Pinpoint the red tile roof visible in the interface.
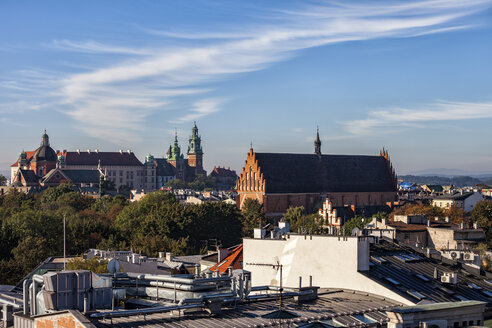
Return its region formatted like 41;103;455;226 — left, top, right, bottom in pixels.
209;244;243;275
11;150;37;167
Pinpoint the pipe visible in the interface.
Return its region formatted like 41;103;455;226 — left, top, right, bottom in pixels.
0;296;21;309
90;302;204;319
146;281;215;291
127;273;231;285
23;279;32;315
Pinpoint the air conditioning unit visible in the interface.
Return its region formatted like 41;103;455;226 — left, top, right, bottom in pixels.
441;272;458;284
464;253;472;261
450;251;459;260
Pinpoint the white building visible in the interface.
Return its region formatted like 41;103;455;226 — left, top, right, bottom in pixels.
243;233;413;305
432;192;484;212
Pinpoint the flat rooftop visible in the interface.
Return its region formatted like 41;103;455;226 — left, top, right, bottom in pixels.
89;289;400;327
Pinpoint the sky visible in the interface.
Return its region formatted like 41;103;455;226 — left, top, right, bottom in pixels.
1;0;492;176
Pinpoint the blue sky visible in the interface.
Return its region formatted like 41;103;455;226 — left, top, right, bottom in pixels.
1;0;492;176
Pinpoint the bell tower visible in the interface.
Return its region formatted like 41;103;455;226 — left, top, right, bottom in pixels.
187;121;205;175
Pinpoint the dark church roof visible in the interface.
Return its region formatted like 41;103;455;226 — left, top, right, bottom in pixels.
62;151;143;166
19;169;38;183
254;153;397;194
33;145;57;162
154;158;175;177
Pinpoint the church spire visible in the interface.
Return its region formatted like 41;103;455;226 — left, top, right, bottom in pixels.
314;126;321;157
41;130;50;147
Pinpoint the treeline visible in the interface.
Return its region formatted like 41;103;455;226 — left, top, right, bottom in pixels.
399;175;492;187
0;184;243;285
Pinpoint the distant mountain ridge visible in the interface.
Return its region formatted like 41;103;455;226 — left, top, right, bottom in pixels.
406;168;492;178
399;174;492;188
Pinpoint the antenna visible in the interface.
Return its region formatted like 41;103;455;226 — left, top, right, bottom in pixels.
246;261;284;310
63;215;66;270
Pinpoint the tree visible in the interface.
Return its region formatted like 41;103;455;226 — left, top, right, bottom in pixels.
188;175;216;191
240;199;264;236
166;178;187;190
66;257;111;274
0;174;6;186
342;216;366;236
471;201;492;247
283;206;323;234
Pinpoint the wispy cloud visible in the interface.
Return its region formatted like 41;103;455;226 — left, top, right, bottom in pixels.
170;98;223;123
51;40;154;56
4;0;492;142
341;100;492;136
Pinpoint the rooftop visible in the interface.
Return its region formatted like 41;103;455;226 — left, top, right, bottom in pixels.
365;240;492;306
389;300;485;314
88;289;400;328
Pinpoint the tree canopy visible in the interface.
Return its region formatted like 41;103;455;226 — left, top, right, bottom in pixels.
0;186;243;285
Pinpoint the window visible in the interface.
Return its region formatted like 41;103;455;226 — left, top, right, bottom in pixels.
119;170;123;176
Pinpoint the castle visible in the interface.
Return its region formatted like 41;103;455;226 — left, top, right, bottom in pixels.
10;122;206;190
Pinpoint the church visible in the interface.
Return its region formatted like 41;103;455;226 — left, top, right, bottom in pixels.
236;129;398;217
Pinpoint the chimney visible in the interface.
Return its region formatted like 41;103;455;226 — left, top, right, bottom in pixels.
87;149;90;154
165;252;173;261
95;149;99;153
445;217;450;223
127;149;131;154
473;222;478;229
119;149;123;154
77;149;80;154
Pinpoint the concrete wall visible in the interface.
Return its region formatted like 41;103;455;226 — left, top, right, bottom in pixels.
427;227;456;250
243;235;413;305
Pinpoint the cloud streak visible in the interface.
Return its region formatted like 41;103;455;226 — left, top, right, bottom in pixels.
3;0;492;142
341;100;492;136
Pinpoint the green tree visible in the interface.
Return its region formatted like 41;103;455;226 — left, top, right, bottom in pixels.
342;216;367;236
283;206;323;234
471;201;492;247
66;257;111;273
165;178;187;189
0;174;6;186
240;199;264;236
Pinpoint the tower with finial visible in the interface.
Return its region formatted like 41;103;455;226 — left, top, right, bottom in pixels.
167;129;186;180
314;127;322;157
187;121;205;175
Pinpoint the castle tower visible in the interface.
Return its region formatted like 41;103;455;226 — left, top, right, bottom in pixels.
187;121;205;175
167;130;185;180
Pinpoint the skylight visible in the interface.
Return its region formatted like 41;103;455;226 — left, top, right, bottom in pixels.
407;290;426;300
385;277;400;285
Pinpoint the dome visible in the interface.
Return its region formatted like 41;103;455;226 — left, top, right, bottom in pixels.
33;131;57;162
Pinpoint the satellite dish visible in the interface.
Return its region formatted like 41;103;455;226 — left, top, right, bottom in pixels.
351;227;360;236
108;259;121;274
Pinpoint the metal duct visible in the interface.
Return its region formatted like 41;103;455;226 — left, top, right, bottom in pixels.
90;302;205;319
